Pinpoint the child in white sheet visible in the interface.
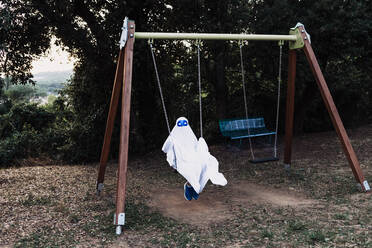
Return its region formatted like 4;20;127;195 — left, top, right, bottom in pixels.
162;117;227;200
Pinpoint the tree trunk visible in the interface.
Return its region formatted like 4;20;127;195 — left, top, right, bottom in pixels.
208;44;228;120
215;52;228;119
294;81;317;134
5;76;10;90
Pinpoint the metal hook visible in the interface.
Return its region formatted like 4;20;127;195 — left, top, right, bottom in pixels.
239;40;248;47
195;39;202;48
148;39;155;51
278;40;284;47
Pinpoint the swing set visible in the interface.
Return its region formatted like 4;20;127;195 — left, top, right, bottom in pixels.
96;17;371;235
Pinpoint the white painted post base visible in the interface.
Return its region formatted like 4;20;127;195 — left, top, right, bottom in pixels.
363;180;370;192
116;225;122;235
114;213;125;235
356;181;371;192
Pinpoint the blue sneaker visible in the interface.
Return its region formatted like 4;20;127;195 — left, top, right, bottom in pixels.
191;187;199;200
184;183;192;201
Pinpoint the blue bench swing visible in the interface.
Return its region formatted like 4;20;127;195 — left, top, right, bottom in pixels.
219;41;284;164
219;117;276;142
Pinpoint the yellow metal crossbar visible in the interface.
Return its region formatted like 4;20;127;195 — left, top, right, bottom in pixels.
134;32;297;41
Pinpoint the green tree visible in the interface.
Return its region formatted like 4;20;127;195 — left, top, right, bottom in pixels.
27;0;172;161
4;84;48;103
0;1;50;85
1;0;372;165
247;0;372;132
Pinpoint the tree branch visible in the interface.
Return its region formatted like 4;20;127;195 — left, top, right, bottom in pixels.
73;0;107;51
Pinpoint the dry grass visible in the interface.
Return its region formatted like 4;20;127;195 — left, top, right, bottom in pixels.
1;124;372;247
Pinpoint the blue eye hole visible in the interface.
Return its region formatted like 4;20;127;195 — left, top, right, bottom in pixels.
177;120;188;127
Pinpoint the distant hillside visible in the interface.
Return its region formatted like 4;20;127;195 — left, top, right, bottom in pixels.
33;70;73;94
33;70;72;84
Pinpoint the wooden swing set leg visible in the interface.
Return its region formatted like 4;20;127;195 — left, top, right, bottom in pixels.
284;49;297;170
301;35;369;192
114;20;135;235
96;19;136;235
285;25;370;192
96;49;125;193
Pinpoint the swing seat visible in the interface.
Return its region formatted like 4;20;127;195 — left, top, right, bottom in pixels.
219;117;276;140
249;157;279;164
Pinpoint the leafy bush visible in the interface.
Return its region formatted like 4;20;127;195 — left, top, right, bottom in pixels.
0;103;61;167
0;93;105;166
6;103;55;132
0;125;42;165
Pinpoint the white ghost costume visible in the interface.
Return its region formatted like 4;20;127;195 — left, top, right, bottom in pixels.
162;117;227;194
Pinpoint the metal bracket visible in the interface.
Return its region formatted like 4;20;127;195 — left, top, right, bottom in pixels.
363;180;370;191
96;182;104;195
283;163;291;172
119;17;129;49
113;213;125;225
289;28;304;50
289;22;310;50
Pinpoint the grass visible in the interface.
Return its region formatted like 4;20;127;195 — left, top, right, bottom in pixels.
14;226;77;248
287;220;307;232
260;229;274;239
334;213;348;220
307;230;326;244
21;193;52;206
0;124;372;247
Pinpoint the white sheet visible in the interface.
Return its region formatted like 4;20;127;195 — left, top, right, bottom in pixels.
162;117;227;193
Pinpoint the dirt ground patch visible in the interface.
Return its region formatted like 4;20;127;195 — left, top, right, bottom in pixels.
229;182;317;207
148;181;317;226
148;186;233;226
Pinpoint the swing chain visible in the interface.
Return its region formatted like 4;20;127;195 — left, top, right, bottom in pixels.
274;41;283;158
149;41;171;134
196;40;203;137
239;41;255;160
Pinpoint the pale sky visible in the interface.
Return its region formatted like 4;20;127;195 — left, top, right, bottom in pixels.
31;39;75;74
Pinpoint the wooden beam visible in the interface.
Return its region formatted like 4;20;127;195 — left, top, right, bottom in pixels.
299;26;369;191
284;50;297;166
115;20;135;231
97;49;125;188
